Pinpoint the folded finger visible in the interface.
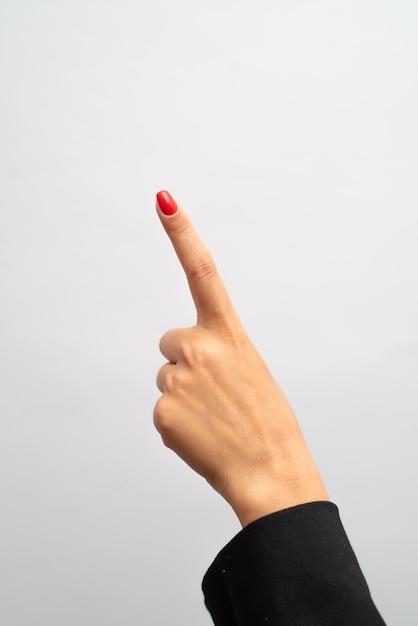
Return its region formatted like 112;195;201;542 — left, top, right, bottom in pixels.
156;361;176;393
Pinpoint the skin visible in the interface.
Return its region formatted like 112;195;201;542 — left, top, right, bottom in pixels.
154;196;329;528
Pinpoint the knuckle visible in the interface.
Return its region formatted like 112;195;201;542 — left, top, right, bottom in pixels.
189;253;217;284
159;330;171;355
156;363;167;391
164;368;184;393
170;218;193;238
182;338;212;367
159;328;181;362
181;329;221;367
156;361;186;394
159;327;174;345
153;399;164;432
153;399;173;446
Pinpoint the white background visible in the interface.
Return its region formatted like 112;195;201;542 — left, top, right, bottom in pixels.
1;1;417;624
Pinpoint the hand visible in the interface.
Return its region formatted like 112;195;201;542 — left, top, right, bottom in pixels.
154;191;329;527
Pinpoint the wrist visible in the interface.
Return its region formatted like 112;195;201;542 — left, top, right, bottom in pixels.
227;459;329;528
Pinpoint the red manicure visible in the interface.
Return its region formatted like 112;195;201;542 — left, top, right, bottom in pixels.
156;190;178;216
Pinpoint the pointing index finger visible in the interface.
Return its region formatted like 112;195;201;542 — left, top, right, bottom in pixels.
156;190;234;325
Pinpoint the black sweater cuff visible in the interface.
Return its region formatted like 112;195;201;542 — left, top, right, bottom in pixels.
202;501;385;626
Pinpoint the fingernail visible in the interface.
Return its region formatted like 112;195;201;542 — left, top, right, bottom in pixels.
156;190;178;216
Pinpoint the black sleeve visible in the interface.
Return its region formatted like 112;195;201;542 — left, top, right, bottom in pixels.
202;501;386;626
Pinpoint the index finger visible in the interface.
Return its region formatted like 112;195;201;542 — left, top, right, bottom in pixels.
155;190;235;326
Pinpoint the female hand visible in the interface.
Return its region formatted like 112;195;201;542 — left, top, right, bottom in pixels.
154;191;328;527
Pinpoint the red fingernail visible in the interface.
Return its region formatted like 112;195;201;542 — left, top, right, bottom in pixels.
156;190;177;216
